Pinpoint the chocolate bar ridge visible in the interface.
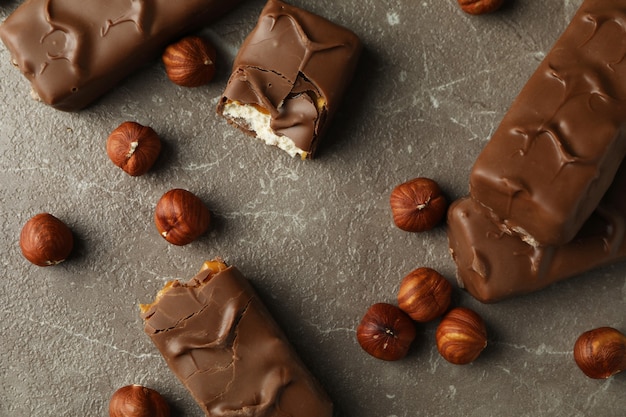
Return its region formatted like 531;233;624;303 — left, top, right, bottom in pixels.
217;0;362;158
141;260;333;417
469;0;626;246
0;0;243;111
448;161;626;303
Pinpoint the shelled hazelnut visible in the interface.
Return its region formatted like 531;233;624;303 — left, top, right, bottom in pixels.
390;177;447;232
154;188;211;246
163;35;217;87
457;0;504;15
19;213;73;267
573;327;626;379
106;122;162;176
356;302;416;361
109;384;170;417
397;267;452;322
436;307;487;365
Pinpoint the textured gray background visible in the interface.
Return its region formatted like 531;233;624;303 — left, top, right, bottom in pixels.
1;0;625;416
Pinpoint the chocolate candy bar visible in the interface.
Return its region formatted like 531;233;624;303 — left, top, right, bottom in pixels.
469;0;626;246
448;162;626;303
217;0;361;159
0;0;243;111
141;259;333;417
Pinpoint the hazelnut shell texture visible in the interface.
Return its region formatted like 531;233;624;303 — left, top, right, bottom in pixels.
19;213;73;267
154;188;211;246
106;121;162;177
163;36;217;87
457;0;504;15
436;307;487;365
357;302;416;361
397;267;452;322
573;327;626;379
390;177;448;232
109;384;170;417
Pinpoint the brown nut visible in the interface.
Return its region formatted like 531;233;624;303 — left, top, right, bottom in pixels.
397;267;452;322
107;122;162;176
573;327;626;379
19;213;73;267
457;0;504;15
390;177;448;232
162;35;217;87
356;302;416;361
154;188;211;246
109;384;170;417
436;307;487;365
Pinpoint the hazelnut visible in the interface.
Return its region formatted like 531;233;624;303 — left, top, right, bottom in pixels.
154;188;211;246
457;0;504;15
397;267;452;322
390;177;448;232
356;302;416;361
19;213;73;267
573;327;626;379
162;36;217;87
106;122;162;176
109;384;170;417
436;307;487;365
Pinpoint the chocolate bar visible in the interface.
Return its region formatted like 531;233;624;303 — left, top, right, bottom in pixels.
469;0;626;246
140;259;333;417
0;0;243;111
217;0;361;159
448;162;626;303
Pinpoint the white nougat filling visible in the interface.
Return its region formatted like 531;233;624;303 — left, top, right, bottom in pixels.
222;102;305;158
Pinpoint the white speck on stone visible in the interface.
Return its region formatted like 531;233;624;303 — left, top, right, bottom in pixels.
387;11;400;26
430;94;440;109
399;70;407;82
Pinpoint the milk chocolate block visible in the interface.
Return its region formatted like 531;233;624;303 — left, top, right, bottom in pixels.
448;162;626;303
469;0;626;246
0;0;243;111
141;259;333;417
217;0;361;159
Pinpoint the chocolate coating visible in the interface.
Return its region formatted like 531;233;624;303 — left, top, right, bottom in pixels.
141;261;333;417
448;162;626;303
0;0;243;111
217;0;361;158
469;0;626;246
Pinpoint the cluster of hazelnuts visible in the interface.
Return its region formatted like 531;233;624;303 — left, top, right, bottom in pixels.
19;35;219;267
358;176;626;379
357;266;488;365
17;36;221;416
356;177;488;364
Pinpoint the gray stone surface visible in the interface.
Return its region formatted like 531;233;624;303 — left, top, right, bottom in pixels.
0;0;624;416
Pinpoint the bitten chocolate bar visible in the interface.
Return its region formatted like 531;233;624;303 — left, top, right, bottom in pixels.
217;0;361;159
0;0;243;111
448;162;626;303
141;259;333;417
469;0;626;246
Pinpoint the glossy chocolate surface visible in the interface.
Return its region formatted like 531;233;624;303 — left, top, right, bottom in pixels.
217;0;361;157
0;0;243;111
3;1;626;416
469;0;626;246
449;159;626;303
141;262;333;417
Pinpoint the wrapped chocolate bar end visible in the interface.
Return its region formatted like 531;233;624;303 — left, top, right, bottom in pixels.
141;259;333;417
217;0;362;159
